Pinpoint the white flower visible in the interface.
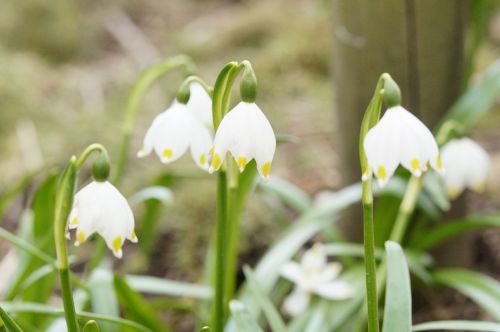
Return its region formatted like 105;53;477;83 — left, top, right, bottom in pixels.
209;102;276;179
280;244;353;316
68;181;137;258
440;138;490;199
363;106;444;187
137;87;213;170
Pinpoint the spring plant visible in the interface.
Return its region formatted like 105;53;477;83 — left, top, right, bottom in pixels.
0;52;500;332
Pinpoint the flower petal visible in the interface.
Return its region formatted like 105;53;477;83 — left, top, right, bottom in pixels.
151;103;193;164
363;111;400;187
280;261;302;284
187;82;213;128
282;287;310;316
312;281;354;300
137;110;170;158
189;120;214;170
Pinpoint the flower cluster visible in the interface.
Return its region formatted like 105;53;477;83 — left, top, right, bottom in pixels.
139;82;276;178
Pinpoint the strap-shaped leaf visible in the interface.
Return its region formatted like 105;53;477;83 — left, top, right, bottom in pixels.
383;241;412;332
413;320;500;331
433;269;500;321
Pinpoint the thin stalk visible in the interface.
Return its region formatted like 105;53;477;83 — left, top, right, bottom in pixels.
389;175;422;244
212;172;228;332
224;185;239;311
361;177;379;332
59;268;79;332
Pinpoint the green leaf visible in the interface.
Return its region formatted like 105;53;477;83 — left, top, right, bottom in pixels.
383;241;412;332
88;268;119;332
410;214;500;250
433;269;500;321
0;306;23;332
125;275;211;299
437;60;500;137
413;320;500;331
229;300;264;332
258;177;312;213
0;302;151;331
5;175;58;326
0;170;42;224
422;172;450;212
114;276;170;332
242;266;286;332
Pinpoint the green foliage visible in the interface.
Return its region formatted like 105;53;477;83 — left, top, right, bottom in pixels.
114;276;171;332
433;269;500;321
382;242;412;332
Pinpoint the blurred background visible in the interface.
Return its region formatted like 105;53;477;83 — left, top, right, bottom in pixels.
1;0;500;327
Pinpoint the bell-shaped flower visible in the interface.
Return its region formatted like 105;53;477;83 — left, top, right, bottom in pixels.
209;102;276;179
363;106;443;187
137;84;213;170
68;181;137;258
280;243;353;316
440;138;490;199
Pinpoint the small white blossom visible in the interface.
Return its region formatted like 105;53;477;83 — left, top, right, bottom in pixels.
363;106;443;187
137;89;213;170
280;244;353;316
68;181;137;258
209;102;276;179
440;138;490;199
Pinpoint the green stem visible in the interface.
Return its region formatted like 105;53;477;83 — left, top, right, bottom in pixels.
389;176;422;244
212;172;228;332
113;55;195;186
224;185;239;311
76;144;107;170
361;177;379;332
59;268;79;332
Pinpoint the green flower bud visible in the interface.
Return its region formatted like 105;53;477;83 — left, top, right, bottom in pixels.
92;153;110;182
240;62;257;103
383;75;401;108
176;82;191;104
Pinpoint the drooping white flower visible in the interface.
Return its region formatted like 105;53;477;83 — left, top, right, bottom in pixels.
440;138;490;199
209;102;276;179
280;244;353;316
68;181;137;258
137;84;213;170
363;106;444;187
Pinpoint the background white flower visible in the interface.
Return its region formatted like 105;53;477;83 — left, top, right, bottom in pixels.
68;181;137;258
440;137;491;198
209;102;276;179
363;106;443;187
280;244;353;316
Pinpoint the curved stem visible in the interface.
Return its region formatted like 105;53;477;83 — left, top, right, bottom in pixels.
113;55;195;186
75;144;107;170
177;75;214;98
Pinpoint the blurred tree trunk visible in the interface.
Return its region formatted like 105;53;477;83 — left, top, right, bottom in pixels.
332;0;472;266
